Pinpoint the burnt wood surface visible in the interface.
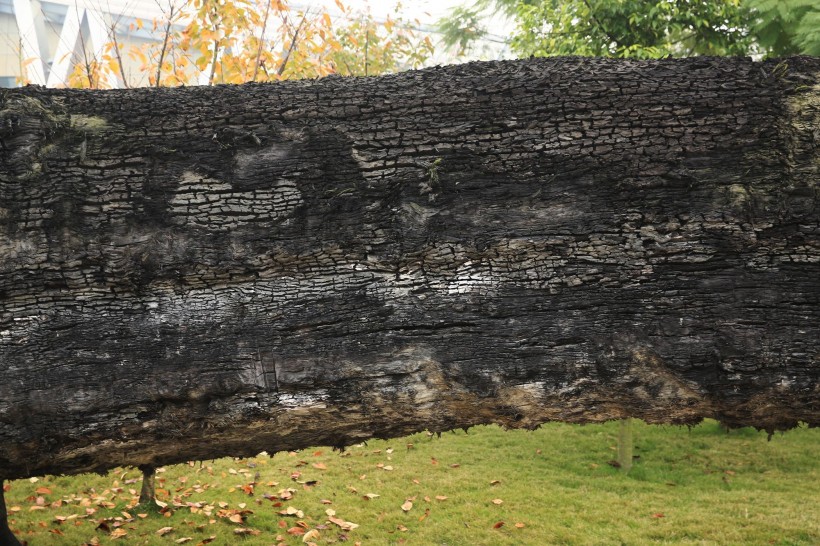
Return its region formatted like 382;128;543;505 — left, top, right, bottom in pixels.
1;56;818;480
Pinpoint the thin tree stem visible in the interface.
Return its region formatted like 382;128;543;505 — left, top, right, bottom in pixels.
617;418;633;473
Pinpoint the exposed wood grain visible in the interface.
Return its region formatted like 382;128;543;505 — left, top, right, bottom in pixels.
1;56;818;481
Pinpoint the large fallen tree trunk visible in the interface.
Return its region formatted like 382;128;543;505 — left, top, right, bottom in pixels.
1;56;818;481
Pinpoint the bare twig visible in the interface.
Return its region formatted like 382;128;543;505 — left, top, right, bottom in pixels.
252;0;273;82
277;9;309;77
154;0;179;87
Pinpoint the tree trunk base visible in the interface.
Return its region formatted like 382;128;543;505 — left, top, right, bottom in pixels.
138;466;156;506
0;481;23;546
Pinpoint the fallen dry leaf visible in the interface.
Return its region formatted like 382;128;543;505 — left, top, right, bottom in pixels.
110;528;128;538
435;495;448;501
302;529;321;542
328;516;359;530
493;521;505;529
156;526;174;536
401;500;413;512
491;499;504;505
234;527;261;535
515;522;526;528
312;463;327;470
280;506;304;518
419;508;430;522
174;539;192;544
35;486;52;495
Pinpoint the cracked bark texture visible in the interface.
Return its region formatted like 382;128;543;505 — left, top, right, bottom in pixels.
1;56;818;480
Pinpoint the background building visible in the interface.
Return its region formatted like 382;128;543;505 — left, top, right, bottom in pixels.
1;0;165;87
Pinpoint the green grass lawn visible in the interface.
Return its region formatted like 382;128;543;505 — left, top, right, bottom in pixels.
5;420;819;545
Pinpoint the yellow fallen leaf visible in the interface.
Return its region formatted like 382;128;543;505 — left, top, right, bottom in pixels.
401;500;413;512
110;528;128;538
302;529;320;542
491;499;503;505
156;526;174;536
435;495;448;501
515;522;526;528
174;538;192;544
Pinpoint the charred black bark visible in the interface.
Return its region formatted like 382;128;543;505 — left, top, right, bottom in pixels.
1;56;818;481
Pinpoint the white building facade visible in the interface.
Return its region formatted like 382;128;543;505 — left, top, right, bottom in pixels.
1;0;165;87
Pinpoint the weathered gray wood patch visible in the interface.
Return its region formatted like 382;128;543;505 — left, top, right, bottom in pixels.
1;56;818;479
